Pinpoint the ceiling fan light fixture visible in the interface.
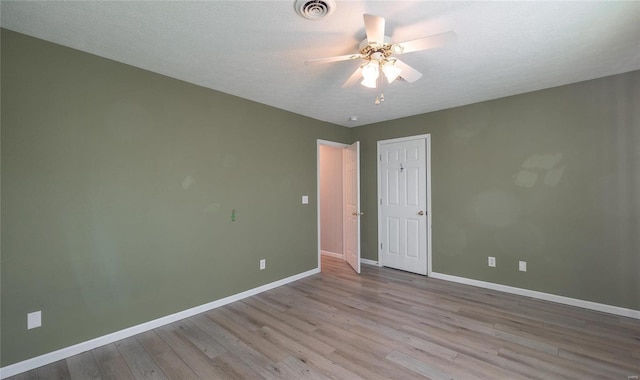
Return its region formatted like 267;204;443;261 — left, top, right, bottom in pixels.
382;60;401;83
361;76;377;88
361;61;379;88
361;61;379;79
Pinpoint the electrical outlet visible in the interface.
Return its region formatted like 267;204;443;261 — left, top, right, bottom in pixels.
302;195;309;204
27;311;41;330
260;259;266;270
488;256;496;267
519;261;527;272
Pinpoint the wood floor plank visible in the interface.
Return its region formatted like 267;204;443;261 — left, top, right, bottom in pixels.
400;323;498;358
115;337;167;380
36;360;71;380
558;348;638;378
6;371;38;380
498;347;592;380
297;290;461;362
205;309;291;363
170;319;227;359
286;293;467;380
448;327;592;379
323;351;393;380
278;356;332;380
243;296;318;333
92;344;135;380
451;353;531;380
386;350;453;380
313;323;394;359
494;317;639;369
497;342;612;380
135;330;199;380
258;325;365;380
228;302;335;356
7;369;38;380
191;314;298;379
312;327;426;380
66;351;102;380
154;324;233;379
213;352;266;379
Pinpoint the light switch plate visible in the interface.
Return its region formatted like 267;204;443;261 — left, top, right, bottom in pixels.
27;311;41;330
302;195;308;204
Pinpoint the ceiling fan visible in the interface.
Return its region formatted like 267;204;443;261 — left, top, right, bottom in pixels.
305;14;456;104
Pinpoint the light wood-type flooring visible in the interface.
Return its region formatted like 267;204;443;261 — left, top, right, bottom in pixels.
8;255;640;379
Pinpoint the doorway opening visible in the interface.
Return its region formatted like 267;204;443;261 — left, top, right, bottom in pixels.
317;140;361;274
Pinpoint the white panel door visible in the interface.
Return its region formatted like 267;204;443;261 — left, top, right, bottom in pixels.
343;141;361;274
379;138;427;275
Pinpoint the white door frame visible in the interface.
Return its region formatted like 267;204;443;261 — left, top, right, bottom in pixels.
377;134;433;276
317;139;348;272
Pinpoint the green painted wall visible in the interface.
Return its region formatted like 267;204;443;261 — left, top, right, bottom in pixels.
352;70;639;311
0;30;350;366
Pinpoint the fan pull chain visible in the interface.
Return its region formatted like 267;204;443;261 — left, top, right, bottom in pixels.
375;68;385;105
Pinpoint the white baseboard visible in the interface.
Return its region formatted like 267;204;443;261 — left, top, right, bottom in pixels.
0;268;320;379
361;258;379;266
430;272;640;320
321;250;344;259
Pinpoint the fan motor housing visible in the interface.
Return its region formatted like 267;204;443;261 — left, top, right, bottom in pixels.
359;36;395;59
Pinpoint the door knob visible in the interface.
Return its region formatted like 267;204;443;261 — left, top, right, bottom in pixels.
352;211;365;216
418;211;425;216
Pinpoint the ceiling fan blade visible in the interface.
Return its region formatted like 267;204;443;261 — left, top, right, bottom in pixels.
394;59;423;83
363;14;385;45
305;53;363;65
394;31;457;54
341;66;363;88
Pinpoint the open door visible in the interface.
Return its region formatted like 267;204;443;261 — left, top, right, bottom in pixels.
343;141;361;274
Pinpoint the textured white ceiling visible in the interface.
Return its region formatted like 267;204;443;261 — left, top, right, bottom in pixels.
2;1;639;127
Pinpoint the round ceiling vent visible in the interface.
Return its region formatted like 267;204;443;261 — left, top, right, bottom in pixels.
294;0;336;20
